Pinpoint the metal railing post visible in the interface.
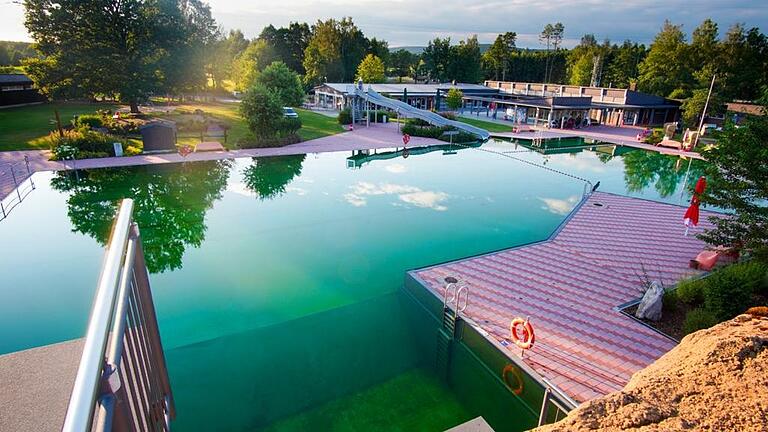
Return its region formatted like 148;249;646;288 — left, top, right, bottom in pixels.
538;387;552;426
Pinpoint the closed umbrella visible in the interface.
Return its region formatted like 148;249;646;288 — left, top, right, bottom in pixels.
684;176;707;235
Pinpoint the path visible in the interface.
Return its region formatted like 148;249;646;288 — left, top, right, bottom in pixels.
461;115;704;160
0;123;439;200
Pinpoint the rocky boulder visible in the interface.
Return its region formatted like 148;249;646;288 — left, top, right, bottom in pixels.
532;313;768;432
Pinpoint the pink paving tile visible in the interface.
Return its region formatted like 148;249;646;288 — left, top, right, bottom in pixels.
411;191;721;404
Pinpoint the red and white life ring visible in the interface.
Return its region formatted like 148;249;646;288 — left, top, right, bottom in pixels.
510;317;535;350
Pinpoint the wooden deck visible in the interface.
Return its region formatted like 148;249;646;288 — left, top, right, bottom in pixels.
410;192;719;403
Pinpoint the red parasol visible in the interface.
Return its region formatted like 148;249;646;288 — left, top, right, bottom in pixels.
684;176;707;235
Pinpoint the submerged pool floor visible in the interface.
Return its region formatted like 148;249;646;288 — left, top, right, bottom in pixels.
0;140;706;431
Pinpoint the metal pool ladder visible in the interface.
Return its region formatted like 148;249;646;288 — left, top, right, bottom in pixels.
436;278;470;381
62;199;175;432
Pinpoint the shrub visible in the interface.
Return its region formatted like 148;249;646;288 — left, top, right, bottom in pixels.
438;112;457;121
239;83;283;140
401;121;478;144
643;130;664;144
676;277;706;305
237;133;301;149
276;117;302;136
704;261;767;321
662;289;678;313
46;128;126;160
683;308;719;335
73;114;104;129
338;108;352;125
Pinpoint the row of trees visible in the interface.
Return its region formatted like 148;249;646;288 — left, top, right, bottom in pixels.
18;0;768;115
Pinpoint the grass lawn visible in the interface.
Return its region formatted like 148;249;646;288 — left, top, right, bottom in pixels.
0;102;118;151
296;108;345;141
457;116;515;133
152;103;343;148
0;100;344;153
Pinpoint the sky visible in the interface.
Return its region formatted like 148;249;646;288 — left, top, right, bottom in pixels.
2;0;767;48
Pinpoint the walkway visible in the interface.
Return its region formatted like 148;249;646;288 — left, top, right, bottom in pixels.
463;115;704;159
410;192;719;403
0;123;440;200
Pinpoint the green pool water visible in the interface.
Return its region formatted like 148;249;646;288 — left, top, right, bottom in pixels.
0;138;705;431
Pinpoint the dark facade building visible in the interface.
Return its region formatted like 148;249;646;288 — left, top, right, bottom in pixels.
0;74;46;107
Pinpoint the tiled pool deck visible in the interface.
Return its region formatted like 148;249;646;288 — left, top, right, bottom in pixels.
410;192;718;403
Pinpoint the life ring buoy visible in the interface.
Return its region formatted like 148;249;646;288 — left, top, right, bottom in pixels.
402;147;410;158
502;364;524;395
510;317;535;350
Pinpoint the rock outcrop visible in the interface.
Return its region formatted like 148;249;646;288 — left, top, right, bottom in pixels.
533;313;768;432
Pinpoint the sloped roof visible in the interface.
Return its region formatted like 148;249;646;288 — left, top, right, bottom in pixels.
0;74;33;84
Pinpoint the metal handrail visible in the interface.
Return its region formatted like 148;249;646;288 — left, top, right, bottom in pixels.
62;199;175;431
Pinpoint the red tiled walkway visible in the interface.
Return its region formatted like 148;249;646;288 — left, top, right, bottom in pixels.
411;192;718;403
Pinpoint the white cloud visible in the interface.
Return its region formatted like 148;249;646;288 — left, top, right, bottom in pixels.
399;191;449;211
227;182;257;197
286;186;308;196
384;163;407;174
539;195;579;215
344;181;449;211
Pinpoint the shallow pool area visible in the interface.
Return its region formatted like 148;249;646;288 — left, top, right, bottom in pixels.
0;139;705;431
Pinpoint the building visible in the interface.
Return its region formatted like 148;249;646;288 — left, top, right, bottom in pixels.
312;80;681;128
482;81;680;127
312;83;497;112
0;74;46;107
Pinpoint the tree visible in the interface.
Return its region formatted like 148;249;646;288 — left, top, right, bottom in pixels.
356;54;385;83
390;49;417;82
259;22;312;73
231;40;277;91
452;35;482;83
638;21;691;97
422;37;452;82
302;17;367;86
239;84;283;140
483;32;516;81
243;155;306;200
445;88;463;111
23;0;216;112
603;41;646;88
50;160;232;273
568;34;602;86
540;22;565;82
681;86;724;126
367;38;389;68
257;61;305;106
699;109;768;258
719;24;768;101
207;29;249;90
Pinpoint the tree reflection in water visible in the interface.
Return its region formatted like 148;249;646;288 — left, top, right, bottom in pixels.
51;160;232;273
242;155;306;200
621;150;705;198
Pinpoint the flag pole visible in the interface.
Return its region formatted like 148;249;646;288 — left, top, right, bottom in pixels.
694;74;716;149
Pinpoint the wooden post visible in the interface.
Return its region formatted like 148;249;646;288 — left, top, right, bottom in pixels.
54;109;64;137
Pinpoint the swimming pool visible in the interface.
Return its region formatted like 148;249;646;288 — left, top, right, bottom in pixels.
0;139;704;430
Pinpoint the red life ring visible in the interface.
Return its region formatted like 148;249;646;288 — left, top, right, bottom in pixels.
502;364;524;395
402;133;410;145
178;145;193;157
510;317;535;350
